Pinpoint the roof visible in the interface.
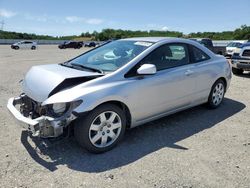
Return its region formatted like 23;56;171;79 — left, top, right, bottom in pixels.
121;37;176;43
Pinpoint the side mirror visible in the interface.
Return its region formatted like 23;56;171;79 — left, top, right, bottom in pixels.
137;64;156;75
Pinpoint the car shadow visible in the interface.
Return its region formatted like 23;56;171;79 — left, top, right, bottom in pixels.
21;98;245;172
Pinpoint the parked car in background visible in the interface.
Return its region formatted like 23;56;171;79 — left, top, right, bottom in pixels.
231;44;250;75
190;38;226;55
232;42;250;54
11;41;37;50
7;37;231;153
225;42;243;58
84;41;96;47
58;41;83;49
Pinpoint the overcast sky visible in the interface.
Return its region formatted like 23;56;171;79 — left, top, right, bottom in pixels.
0;0;250;36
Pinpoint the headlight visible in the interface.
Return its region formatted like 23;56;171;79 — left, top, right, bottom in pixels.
47;100;82;118
47;103;70;117
52;103;67;114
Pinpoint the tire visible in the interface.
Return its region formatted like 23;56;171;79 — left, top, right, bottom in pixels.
232;67;243;75
74;104;126;153
31;46;36;50
207;79;225;109
15;46;19;50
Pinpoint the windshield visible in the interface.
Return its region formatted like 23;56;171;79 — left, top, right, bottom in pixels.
227;42;242;47
68;40;153;72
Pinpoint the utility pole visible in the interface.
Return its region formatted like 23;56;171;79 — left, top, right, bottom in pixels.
0;20;5;31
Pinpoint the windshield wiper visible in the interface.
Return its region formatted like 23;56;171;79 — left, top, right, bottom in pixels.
60;62;73;67
71;63;104;74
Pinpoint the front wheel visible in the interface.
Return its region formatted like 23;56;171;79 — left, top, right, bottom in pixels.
31;46;36;50
74;104;126;153
207;79;225;109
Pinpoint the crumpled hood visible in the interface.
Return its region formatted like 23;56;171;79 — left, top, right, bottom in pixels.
22;64;102;102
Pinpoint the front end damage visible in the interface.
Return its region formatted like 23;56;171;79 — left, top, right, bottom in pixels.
7;94;81;138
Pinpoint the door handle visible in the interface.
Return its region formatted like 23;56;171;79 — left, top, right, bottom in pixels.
185;70;194;76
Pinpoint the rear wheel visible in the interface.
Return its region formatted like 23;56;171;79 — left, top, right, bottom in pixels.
207;79;225;109
232;67;243;75
74;104;126;153
31;46;36;50
15;46;19;50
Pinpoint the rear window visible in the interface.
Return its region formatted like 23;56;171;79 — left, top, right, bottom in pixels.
190;45;210;63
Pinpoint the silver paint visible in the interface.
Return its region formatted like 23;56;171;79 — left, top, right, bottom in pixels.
8;37;232;136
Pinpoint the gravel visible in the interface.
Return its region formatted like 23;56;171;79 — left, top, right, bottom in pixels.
0;45;249;188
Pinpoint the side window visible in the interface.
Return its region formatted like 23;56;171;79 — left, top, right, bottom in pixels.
141;43;189;71
189;45;210;63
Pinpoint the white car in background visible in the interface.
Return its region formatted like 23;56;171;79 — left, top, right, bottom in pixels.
11;41;37;50
225;42;243;58
231;44;250;75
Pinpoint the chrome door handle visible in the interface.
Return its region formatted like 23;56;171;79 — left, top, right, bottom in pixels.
185;70;194;76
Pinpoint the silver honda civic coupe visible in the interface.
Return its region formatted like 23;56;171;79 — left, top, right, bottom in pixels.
7;37;231;153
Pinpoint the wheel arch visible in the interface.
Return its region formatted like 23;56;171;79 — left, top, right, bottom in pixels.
74;100;132;129
94;100;132;129
216;77;227;91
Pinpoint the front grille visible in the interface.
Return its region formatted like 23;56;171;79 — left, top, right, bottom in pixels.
242;50;250;57
240;62;250;64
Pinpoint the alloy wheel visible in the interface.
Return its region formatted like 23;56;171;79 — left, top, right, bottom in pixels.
212;83;225;106
89;111;122;148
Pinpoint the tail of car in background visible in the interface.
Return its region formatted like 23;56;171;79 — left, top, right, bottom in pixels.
189;38;226;56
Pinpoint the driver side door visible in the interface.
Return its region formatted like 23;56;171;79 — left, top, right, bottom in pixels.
127;43;197;123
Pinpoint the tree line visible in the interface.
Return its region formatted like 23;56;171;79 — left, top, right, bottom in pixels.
0;31;78;40
0;25;249;41
188;25;250;40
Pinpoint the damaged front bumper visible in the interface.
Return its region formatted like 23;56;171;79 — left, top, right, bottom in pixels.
7;96;77;138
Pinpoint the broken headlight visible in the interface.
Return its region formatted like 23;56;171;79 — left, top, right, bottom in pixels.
53;103;68;114
47;103;70;117
46;100;82;118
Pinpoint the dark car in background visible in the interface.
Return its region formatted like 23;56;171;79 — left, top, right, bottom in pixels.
84;41;96;47
58;41;83;49
190;38;226;56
